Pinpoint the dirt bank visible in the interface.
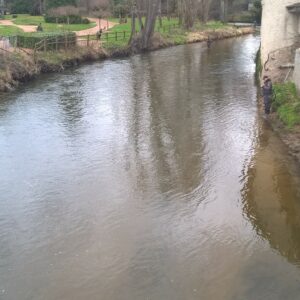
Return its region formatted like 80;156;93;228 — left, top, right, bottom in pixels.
0;27;254;93
258;98;300;164
186;27;254;43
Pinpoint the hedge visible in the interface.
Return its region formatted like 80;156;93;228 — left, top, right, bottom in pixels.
44;15;90;24
9;32;77;50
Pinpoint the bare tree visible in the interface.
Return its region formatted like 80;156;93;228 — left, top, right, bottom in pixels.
182;0;196;29
197;0;213;23
48;5;80;23
220;0;228;22
129;0;160;50
78;0;110;15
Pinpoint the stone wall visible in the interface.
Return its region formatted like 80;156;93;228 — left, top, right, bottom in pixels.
261;0;300;81
293;49;300;91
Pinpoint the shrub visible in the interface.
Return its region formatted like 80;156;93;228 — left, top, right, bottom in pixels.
9;32;76;50
44;15;90;24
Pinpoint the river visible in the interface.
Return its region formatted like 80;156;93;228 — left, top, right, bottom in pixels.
1;35;300;300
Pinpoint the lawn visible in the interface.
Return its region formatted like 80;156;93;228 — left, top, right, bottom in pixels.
108;17;180;33
108;18;228;33
0;25;23;36
102;18;230;49
101;17;181;48
4;14;96;32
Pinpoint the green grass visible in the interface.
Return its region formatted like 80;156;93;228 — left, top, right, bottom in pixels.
102;18;229;49
102;39;128;49
108;17;179;33
4;14;96;32
160;28;188;44
273;82;300;128
0;25;23;36
104;17;187;48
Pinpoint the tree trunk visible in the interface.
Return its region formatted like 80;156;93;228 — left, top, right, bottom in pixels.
158;0;162;28
136;0;144;31
86;0;90;14
178;0;183;26
141;0;160;50
183;0;194;29
167;0;170;21
129;5;137;44
220;0;228;23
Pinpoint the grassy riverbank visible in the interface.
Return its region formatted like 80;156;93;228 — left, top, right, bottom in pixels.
0;25;254;92
272;82;300;128
257;80;300;163
102;20;236;49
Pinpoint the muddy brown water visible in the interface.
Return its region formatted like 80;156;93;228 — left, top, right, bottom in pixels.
1;35;300;300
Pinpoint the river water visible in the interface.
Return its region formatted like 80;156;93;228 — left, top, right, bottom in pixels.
1;35;300;300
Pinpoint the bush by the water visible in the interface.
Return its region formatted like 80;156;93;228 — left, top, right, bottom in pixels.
273;82;300;128
9;32;76;50
44;15;90;24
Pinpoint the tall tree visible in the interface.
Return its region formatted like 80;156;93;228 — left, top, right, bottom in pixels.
220;0;228;22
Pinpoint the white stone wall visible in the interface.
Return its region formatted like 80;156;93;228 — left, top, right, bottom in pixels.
293;49;300;91
261;0;299;66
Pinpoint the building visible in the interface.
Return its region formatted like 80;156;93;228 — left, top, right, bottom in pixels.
261;0;300;82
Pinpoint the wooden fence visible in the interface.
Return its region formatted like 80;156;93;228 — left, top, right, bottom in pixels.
34;34;77;52
0;23;182;59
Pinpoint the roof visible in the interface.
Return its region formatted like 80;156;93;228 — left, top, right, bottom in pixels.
287;3;300;13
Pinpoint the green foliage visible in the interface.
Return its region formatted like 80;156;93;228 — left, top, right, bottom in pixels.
255;47;262;80
10;31;76;49
251;0;262;24
273;82;300;128
10;0;32;14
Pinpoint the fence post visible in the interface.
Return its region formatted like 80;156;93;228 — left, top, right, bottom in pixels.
56;37;58;51
115;32;118;41
123;31;126;40
44;39;47;52
87;35;90;47
106;32;108;42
